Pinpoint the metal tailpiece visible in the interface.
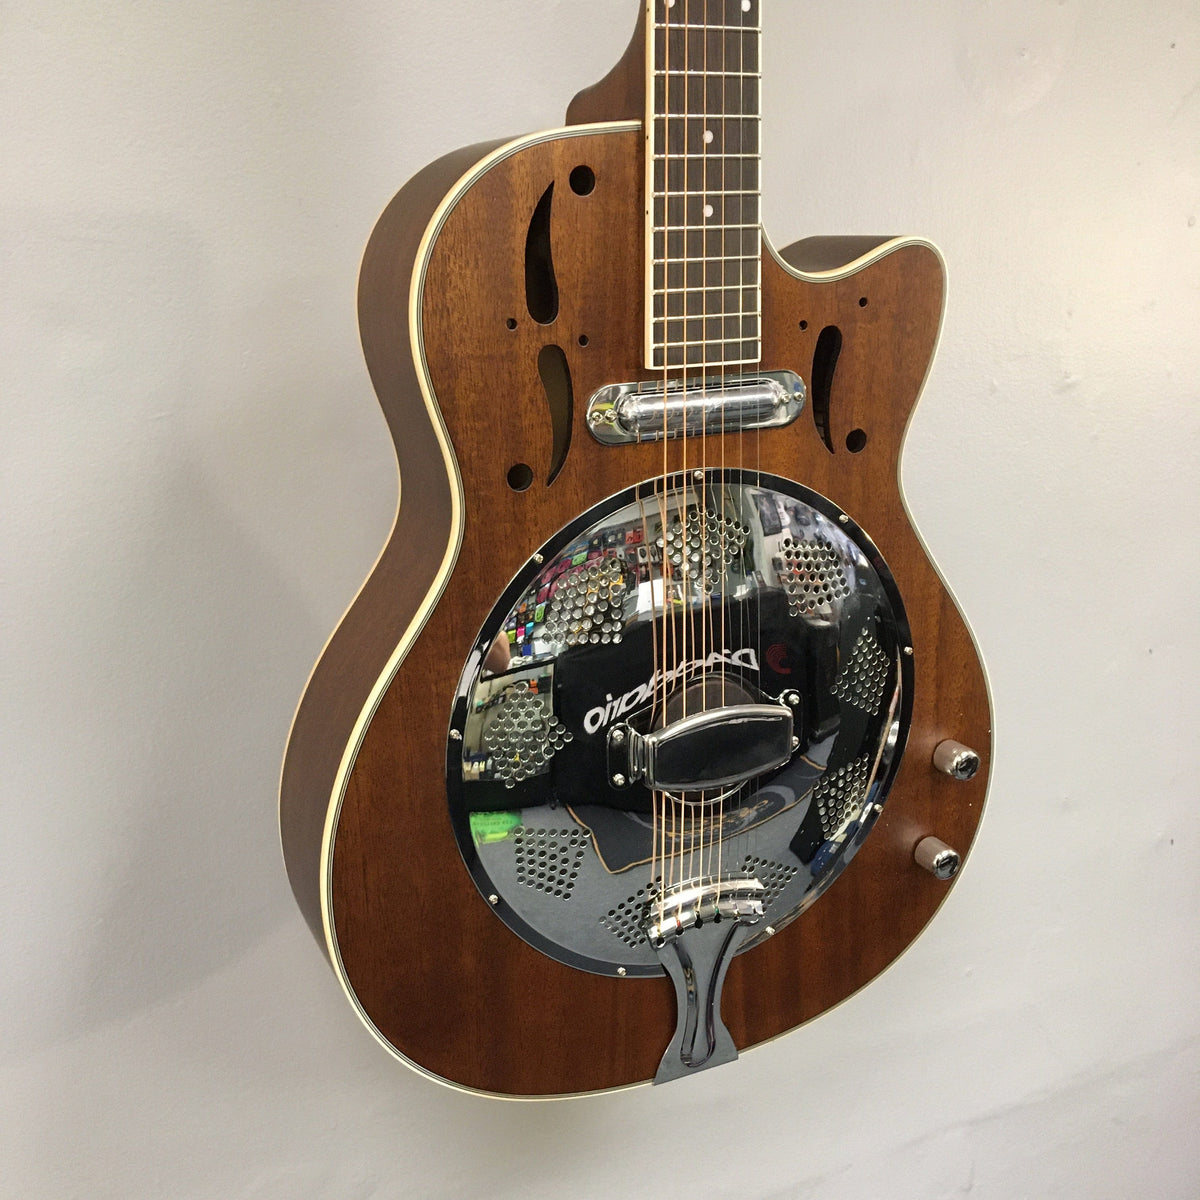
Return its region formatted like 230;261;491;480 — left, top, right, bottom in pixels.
650;878;766;1084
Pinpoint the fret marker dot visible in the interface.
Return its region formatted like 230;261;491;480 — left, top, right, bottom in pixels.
703;129;714;144
703;203;714;218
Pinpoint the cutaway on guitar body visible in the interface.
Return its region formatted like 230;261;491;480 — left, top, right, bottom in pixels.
280;0;991;1099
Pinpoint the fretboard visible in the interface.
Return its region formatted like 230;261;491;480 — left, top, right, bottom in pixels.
646;0;762;371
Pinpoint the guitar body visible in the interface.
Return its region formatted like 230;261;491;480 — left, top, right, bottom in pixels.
281;10;990;1099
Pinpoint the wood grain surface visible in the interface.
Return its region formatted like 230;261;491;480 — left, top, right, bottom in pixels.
281;4;990;1096
313;127;989;1095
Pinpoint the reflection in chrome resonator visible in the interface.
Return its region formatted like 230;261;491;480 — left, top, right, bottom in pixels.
447;469;912;979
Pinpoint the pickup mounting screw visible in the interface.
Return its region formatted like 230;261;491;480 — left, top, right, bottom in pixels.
610;727;625;745
612;773;627;788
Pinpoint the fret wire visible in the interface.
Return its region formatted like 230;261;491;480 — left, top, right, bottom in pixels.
653;259;761;270
653;325;763;333
653;23;762;33
653;313;762;322
655;339;761;347
653;312;763;320
652;363;761;370
653;222;759;231
653;188;758;196
653;245;762;255
653;354;762;363
654;69;760;77
657;348;758;355
652;284;761;294
653;152;760;159
654;320;762;330
654;114;762;122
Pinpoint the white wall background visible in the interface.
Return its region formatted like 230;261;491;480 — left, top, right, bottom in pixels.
2;1;1197;1196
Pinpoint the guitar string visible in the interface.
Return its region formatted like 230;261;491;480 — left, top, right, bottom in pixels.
710;2;729;902
707;0;728;891
749;0;766;882
637;490;663;922
696;0;708;891
662;0;681;907
733;0;755;889
681;0;696;892
679;0;697;894
676;0;696;902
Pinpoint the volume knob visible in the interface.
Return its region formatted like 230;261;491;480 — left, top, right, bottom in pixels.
932;739;980;781
914;836;961;880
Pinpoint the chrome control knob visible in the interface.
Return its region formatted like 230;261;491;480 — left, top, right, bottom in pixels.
914;836;961;880
932;739;980;781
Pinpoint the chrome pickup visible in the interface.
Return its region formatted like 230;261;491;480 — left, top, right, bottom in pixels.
586;370;805;445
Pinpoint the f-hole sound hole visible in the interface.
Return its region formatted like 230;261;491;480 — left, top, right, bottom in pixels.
569;165;596;195
811;325;843;453
507;463;534;492
525;184;559;325
846;428;867;453
537;344;573;486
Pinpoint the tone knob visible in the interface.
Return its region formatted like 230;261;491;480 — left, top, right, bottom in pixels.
932;739;980;781
914;836;961;880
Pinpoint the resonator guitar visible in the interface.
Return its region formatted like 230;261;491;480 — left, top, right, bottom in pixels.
280;0;991;1096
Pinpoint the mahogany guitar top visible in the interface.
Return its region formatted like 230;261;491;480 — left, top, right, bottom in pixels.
280;3;990;1098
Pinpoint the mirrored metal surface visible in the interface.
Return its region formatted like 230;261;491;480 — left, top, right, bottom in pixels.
586;370;805;444
446;470;912;977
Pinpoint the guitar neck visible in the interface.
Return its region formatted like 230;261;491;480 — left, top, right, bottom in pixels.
646;0;763;371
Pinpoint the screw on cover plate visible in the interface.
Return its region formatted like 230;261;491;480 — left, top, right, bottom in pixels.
694;469;704;482
765;925;776;936
904;645;914;656
448;729;462;741
533;552;544;565
610;727;626;745
782;691;801;708
488;893;499;905
839;513;849;524
617;967;627;977
791;736;800;749
612;773;627;788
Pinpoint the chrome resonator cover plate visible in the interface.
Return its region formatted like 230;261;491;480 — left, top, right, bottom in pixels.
447;469;912;977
